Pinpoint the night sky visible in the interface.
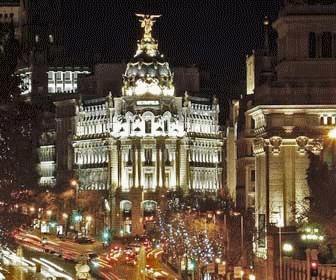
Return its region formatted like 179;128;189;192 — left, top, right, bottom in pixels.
56;0;284;85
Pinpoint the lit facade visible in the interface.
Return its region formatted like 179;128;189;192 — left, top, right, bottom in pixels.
232;3;336;258
47;15;224;236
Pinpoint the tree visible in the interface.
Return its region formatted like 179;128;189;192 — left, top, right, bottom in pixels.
306;151;336;219
0;19;41;207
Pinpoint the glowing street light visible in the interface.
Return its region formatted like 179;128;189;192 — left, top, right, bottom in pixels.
30;207;35;213
70;179;78;187
249;274;256;280
301;226;325;243
283;243;293;253
62;213;68;219
329;128;336;139
47;210;52;216
86;216;92;223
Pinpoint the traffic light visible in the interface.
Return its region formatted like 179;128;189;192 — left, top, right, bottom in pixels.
310;261;318;277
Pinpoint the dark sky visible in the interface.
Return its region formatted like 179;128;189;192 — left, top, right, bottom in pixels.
58;0;284;84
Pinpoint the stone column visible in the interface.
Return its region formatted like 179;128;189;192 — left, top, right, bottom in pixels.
130;188;144;236
179;139;189;192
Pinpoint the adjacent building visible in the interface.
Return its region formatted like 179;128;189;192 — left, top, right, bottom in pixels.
232;2;336;257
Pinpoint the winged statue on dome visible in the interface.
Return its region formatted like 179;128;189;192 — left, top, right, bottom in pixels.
136;14;161;41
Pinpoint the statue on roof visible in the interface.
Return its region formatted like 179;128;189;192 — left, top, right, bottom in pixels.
136;14;161;41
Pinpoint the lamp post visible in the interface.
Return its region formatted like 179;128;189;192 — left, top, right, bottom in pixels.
71;179;79;209
233;211;244;265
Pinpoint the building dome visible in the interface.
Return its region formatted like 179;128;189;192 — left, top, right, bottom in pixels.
122;15;175;97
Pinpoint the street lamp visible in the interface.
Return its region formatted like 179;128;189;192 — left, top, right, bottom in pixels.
47;210;52;216
233;211;244;264
301;226;324;242
62;213;68;219
282;243;293;253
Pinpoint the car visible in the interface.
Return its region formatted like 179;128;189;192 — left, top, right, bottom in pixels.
87;252;98;262
76;237;94;244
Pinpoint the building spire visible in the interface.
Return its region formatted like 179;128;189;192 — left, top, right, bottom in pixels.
135;14;161;57
264;16;270;56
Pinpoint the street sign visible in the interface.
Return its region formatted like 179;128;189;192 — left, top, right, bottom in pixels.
207;263;215;273
218;263;226;275
234;266;243;278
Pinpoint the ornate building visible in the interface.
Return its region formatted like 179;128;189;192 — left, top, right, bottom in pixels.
231;2;336;257
46;15;224;236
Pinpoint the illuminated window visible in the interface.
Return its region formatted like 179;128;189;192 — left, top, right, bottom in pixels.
128;173;133;190
48;72;54;80
144;174;153;191
165;173;170;188
56;72;62;81
65;71;71;80
145;120;151;134
145;149;152;164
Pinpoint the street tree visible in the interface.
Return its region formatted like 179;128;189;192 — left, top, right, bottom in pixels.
0;19;41;208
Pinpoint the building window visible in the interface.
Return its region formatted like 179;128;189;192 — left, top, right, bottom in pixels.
165;173;170;188
127;149;133;165
320;117;324;125
309;32;317;58
251;170;255;182
129;120;133;134
145;120;151;134
65;71;71;81
309;32;336;58
128;173;133;190
164;149;170;164
56;72;62;81
145;149;152;165
322;32;332;58
327;116;332;125
73;72;78;80
48;72;54;81
164;120;168;132
144;174;153;191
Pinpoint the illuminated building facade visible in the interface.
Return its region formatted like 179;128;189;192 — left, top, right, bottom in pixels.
231;2;336;257
48;15;224;236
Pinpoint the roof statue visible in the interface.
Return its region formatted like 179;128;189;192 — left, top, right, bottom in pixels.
136;14;161;41
134;14;161;57
122;14;175;96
